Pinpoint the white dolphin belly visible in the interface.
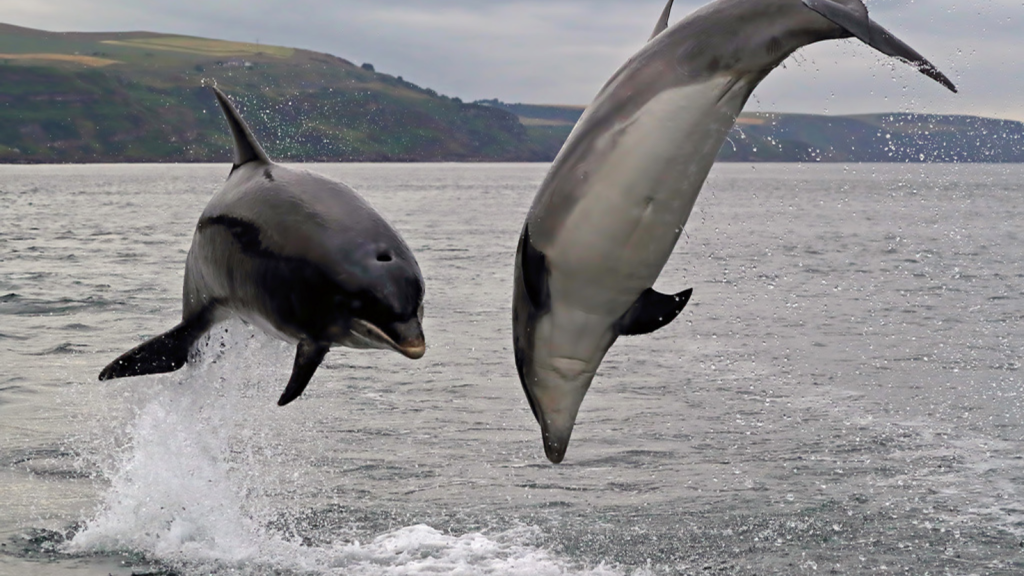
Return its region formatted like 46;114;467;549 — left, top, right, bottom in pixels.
546;77;744;317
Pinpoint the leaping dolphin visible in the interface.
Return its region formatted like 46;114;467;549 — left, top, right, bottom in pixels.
513;0;956;463
100;87;426;406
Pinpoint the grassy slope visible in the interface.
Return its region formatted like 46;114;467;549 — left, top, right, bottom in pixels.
0;24;542;162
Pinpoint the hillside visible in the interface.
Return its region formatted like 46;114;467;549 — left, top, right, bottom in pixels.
0;23;543;162
480;100;1024;163
1;23;1023;164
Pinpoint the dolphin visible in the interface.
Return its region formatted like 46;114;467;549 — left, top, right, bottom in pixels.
513;0;956;463
100;87;426;406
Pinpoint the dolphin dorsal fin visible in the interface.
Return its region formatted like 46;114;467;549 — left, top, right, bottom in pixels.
648;0;675;41
211;86;272;170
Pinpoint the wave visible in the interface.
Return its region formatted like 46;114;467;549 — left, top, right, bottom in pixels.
65;324;633;576
0;293;120;316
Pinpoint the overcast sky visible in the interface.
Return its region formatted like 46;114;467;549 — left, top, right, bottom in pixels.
7;0;1022;120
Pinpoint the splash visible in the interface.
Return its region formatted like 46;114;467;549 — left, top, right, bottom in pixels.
67;326;282;566
67;323;630;576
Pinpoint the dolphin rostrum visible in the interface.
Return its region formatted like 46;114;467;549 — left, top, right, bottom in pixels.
100;87;426;406
513;0;955;463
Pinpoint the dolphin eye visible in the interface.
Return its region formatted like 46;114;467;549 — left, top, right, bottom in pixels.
339;295;362;310
377;251;393;262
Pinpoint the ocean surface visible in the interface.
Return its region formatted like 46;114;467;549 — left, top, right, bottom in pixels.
1;162;1023;575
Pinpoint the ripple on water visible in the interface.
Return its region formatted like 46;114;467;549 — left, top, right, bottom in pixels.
31;343;90;356
0;294;118;316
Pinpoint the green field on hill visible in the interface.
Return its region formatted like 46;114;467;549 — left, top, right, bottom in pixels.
0;23;542;162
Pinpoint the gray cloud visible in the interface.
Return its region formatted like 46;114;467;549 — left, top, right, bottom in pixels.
6;0;1022;120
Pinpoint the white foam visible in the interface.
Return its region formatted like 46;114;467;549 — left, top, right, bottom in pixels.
323;524;626;576
68;324;631;576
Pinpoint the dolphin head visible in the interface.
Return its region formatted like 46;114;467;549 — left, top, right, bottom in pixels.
513;331;601;464
201;162;428;362
334;235;426;360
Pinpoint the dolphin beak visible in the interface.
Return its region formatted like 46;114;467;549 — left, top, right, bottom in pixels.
397;336;426;359
802;0;957;93
535;391;584;464
391;317;426;359
350;318;426;359
540;420;574;464
526;359;595;464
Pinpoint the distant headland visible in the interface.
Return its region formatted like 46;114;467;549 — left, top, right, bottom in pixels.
1;23;1022;164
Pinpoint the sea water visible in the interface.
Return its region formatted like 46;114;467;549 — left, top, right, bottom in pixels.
1;163;1023;575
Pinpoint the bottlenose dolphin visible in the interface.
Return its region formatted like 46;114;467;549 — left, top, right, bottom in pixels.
513;0;956;463
100;87;426;406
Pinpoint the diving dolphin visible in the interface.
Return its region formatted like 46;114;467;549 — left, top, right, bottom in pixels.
513;0;956;463
100;87;426;406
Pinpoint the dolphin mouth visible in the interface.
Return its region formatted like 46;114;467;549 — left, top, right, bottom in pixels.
396;338;426;359
350;318;426;359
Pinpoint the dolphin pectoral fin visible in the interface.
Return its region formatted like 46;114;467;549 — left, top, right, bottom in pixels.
98;307;216;381
802;0;957;92
519;224;550;311
277;340;329;406
649;0;674;41
210;87;273;171
616;287;693;336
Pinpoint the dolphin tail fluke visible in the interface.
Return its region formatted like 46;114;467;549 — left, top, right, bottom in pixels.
277;340;329;406
210;86;273;170
98;307;216;381
649;0;675;41
802;0;957;92
616;287;693;336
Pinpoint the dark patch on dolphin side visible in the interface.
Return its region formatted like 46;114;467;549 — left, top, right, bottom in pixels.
616;287;693;336
200;215;266;256
263;168;275;182
198;215;350;340
519;224;550;313
513;224;551;426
